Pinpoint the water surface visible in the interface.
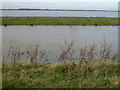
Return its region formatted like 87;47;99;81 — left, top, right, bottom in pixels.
1;10;118;17
2;26;118;62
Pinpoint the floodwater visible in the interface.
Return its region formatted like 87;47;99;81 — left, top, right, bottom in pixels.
2;26;118;62
1;10;118;18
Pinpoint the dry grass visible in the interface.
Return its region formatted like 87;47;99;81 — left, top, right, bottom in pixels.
3;40;118;64
2;60;118;88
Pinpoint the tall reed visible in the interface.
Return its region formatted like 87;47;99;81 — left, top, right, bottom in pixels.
58;41;75;63
2;40;118;64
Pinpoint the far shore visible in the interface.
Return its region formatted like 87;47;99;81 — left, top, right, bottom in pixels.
1;9;118;12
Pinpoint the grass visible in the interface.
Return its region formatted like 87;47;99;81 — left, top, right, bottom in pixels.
1;17;119;26
2;60;118;88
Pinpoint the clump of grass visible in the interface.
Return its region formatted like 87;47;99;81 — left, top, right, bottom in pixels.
30;24;33;26
4;24;7;27
95;24;98;26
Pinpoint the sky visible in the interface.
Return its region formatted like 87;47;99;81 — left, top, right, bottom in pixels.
2;0;119;10
2;0;119;2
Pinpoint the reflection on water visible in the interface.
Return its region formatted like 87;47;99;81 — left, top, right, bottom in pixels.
2;26;118;62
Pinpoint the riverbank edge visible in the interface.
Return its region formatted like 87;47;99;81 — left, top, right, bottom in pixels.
2;60;118;88
1;17;119;26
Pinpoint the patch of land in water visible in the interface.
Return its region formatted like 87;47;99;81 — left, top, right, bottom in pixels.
1;17;119;26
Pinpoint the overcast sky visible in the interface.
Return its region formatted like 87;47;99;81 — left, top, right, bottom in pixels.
2;0;119;2
2;0;119;10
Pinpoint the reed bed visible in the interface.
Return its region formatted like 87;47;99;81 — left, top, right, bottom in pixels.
2;40;118;64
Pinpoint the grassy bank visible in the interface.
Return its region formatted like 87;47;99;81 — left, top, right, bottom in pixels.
1;17;119;26
3;60;118;88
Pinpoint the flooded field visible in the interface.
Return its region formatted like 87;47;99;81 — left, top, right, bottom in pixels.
2;26;118;62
